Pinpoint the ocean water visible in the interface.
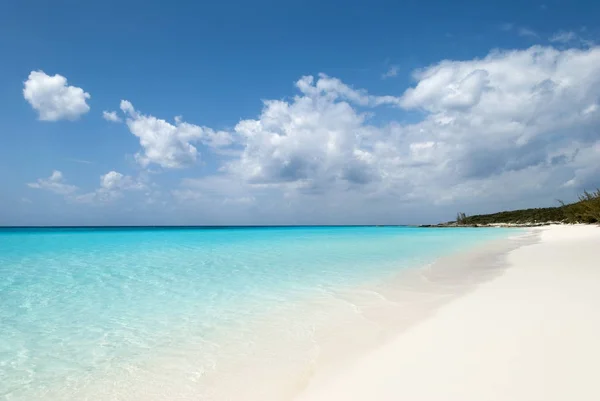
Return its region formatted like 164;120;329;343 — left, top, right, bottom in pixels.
0;226;517;400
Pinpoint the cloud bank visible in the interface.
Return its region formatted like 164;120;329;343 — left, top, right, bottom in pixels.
27;45;600;223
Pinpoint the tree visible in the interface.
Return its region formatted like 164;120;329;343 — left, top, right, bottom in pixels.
456;212;467;225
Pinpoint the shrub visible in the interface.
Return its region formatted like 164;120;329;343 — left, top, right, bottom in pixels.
457;189;600;225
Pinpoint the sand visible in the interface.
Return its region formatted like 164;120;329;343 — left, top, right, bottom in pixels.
296;225;600;401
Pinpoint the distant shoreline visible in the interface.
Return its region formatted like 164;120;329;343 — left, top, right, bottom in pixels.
431;190;600;227
419;222;562;228
1;225;412;229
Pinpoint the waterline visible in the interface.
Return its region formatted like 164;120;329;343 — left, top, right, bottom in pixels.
0;226;521;400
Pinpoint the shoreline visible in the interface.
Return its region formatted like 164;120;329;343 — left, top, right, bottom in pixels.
184;228;534;401
2;227;525;401
296;224;600;401
420;222;565;228
3;228;529;401
288;228;536;399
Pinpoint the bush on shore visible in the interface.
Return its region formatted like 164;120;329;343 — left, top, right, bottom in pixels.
561;189;600;224
455;189;600;225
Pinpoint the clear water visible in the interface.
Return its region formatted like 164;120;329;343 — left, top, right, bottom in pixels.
0;226;515;400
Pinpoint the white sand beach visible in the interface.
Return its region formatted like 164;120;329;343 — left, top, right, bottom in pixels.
297;225;600;401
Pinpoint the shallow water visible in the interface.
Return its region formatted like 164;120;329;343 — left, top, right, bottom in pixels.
0;226;517;400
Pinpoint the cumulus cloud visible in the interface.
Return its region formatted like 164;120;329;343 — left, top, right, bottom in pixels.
225;74;405;191
119;100;234;169
27;170;78;195
398;46;600;130
28;169;148;204
388;45;600;198
23;71;90;121
100;171;145;191
27;45;600;222
221;45;600;210
294;74;402;107
401;68;491;111
102;110;122;122
75;171;146;203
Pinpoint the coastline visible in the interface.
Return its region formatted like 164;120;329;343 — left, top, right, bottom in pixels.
420;222;563;228
171;228;534;401
1;226;522;401
295;224;600;401
173;228;533;401
9;225;595;400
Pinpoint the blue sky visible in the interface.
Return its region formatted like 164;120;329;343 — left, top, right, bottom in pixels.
1;0;599;225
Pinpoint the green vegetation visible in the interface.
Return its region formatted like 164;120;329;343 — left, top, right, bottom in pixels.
456;212;467;224
456;206;566;225
454;189;600;226
560;189;600;224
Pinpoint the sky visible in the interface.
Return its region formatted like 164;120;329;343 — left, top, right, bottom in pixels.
1;0;599;226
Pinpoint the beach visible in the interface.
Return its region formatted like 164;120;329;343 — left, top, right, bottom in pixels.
297;225;600;401
0;226;516;400
2;225;599;400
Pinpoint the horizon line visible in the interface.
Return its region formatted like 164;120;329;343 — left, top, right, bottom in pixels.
0;224;419;229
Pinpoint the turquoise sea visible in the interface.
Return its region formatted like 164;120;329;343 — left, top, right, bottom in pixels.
0;226;516;400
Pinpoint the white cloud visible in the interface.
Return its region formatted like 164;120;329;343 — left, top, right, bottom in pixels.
224;73;406;190
221;45;600;210
227;74;384;188
120;100;136;115
24;45;600;223
549;30;594;47
400;46;600;118
27;169;148;204
100;171;145;191
75;171;146;203
102;110;122;122
23;71;90;121
27;170;78;195
295;74;402;107
549;31;578;44
401;68;490;111
119;100;235;169
389;45;600;199
382;65;399;79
